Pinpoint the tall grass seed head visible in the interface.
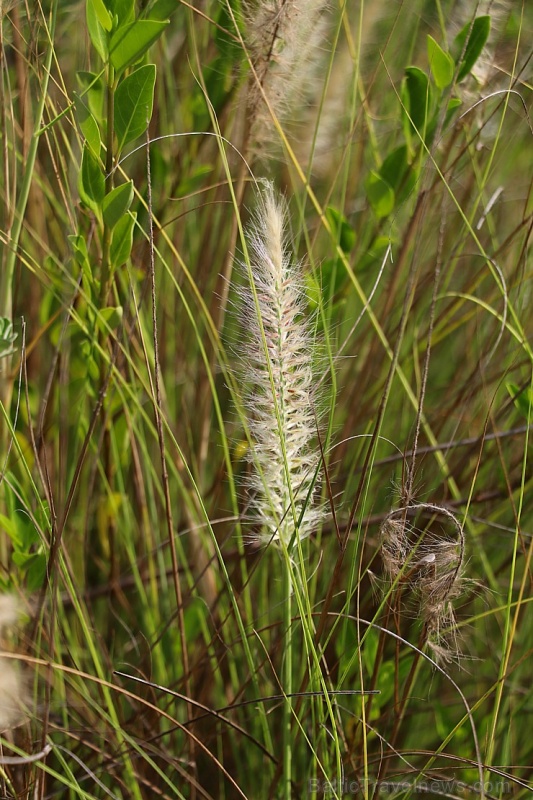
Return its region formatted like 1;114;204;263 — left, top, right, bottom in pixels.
244;0;330;154
237;184;323;550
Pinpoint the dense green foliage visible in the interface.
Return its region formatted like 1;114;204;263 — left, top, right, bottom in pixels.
0;0;531;797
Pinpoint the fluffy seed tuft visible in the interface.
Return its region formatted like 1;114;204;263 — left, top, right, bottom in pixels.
379;503;466;663
245;0;329;154
237;184;322;549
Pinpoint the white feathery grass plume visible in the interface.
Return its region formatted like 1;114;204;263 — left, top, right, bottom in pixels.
238;184;322;549
245;0;329;153
0;594;28;732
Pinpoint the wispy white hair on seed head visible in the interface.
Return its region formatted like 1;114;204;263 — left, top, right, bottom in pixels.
245;0;330;154
238;183;322;549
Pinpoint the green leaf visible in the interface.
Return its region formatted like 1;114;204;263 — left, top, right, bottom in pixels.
68;234;91;275
365;171;394;218
86;0;109;60
77;71;105;124
79;144;105;210
0;513;18;544
12;551;47;591
325;206;356;254
455;16;491;82
380;146;418;204
109;19;169;74
110;212;136;267
142;0;177;21
107;0;135;26
380;145;408;193
90;0;113;30
507;382;533;421
427;35;455;89
75;92;101;156
102;181;134;228
97;306;124;332
0;317;17;358
114;64;156;152
403;66;431;138
362;628;379;676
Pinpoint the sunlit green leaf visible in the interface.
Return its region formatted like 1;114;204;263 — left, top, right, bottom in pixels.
90;0;113;31
86;0;109;60
427;35;455;89
109;19;169;74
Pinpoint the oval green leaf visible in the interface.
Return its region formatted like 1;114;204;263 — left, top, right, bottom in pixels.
77;71;105;124
455;16;491;82
115;64;156;153
79;144;105;211
75;92;101;156
110;212;136;268
98;306;124;332
325;206;356;254
427;35;454;89
90;0;113;31
109;19;169;74
107;0;135;26
403;66;431;138
86;0;109;60
365;171;394;219
103;181;134;229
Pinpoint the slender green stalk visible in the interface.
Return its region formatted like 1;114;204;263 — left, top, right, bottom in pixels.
283;564;293;800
